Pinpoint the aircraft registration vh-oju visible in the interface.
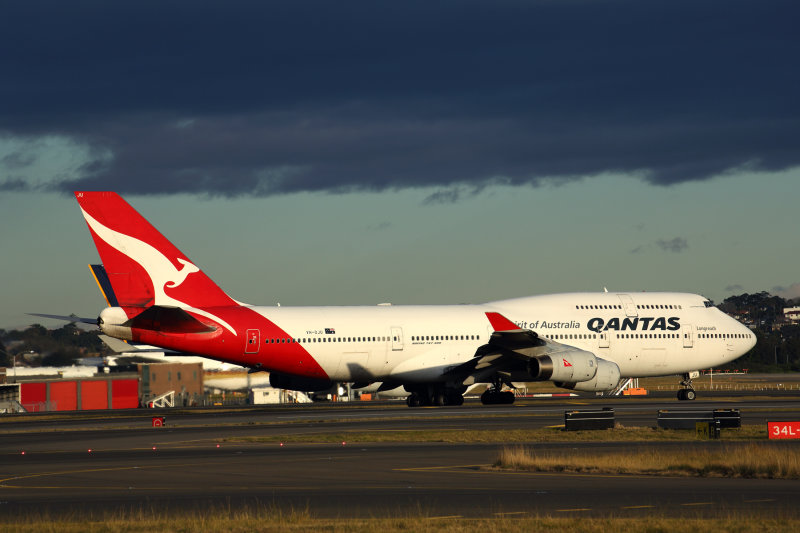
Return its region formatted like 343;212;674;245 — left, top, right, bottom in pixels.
49;192;757;406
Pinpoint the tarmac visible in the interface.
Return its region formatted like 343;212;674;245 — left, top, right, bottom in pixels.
2;396;800;518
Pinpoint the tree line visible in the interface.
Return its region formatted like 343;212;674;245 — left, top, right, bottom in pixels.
717;292;800;372
0;322;110;367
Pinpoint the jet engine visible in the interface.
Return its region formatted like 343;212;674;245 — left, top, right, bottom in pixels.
269;372;334;392
526;349;598;383
554;358;621;392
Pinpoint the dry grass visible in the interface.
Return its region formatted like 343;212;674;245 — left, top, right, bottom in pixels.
3;507;800;533
494;442;800;478
223;424;766;445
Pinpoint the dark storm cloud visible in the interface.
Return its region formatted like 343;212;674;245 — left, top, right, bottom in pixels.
0;1;798;197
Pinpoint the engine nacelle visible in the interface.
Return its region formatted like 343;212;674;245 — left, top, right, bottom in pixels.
555;358;621;392
527;349;598;383
269;372;334;392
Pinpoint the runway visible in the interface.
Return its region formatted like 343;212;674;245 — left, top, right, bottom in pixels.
2;396;800;518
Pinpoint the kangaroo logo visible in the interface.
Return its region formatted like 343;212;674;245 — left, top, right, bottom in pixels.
80;208;236;335
166;258;200;289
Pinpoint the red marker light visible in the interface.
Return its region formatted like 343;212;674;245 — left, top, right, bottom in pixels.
341;441;347;446
216;444;220;448
21;451;25;455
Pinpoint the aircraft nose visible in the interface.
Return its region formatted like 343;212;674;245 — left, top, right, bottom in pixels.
740;324;757;352
747;330;757;351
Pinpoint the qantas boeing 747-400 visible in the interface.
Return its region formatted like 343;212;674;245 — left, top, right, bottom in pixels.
41;192;756;406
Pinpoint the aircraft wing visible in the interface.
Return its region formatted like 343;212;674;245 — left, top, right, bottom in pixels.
446;312;595;386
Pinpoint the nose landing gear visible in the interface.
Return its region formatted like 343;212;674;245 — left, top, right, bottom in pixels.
677;372;697;401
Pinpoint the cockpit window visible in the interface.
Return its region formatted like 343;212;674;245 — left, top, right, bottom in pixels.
703;300;715;308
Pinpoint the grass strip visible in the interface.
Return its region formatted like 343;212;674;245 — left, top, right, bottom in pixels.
2;508;800;533
494;442;800;479
221;424;767;445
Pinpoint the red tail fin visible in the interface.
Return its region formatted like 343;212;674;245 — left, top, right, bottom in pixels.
75;192;235;309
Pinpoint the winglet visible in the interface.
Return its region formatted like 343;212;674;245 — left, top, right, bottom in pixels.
485;312;520;331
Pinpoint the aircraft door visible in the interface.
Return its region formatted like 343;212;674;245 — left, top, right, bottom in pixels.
390;327;404;351
618;294;638;317
245;329;260;354
683;324;694;348
599;330;610;349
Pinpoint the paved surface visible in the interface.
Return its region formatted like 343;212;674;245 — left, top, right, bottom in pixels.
2;396;800;518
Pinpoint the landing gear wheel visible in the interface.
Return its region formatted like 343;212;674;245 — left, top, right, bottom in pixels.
480;390;496;405
677;372;698;401
433;392;447;407
406;393;421;407
677;389;697;401
445;390;464;406
481;388;515;405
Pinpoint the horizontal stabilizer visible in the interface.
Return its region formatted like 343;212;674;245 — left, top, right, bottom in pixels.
27;313;98;325
98;335;133;353
98;335;189;355
122;306;217;334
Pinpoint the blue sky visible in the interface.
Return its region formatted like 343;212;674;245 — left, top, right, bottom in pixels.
1;1;799;328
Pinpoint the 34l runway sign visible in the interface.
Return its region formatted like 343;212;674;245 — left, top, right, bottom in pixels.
768;421;800;439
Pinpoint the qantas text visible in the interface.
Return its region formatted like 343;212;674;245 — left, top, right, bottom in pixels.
587;316;680;332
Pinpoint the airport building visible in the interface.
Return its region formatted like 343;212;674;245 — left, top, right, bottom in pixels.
139;362;204;407
0;372;139;412
0;362;204;412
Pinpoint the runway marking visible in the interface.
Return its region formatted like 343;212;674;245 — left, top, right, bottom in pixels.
395;464;489;472
0;461;229;487
0;485;174;491
681;502;714;507
621;505;655;510
494;511;528;516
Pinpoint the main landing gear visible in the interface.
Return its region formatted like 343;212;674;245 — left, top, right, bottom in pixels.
480;377;515;405
406;386;465;407
677;372;697;401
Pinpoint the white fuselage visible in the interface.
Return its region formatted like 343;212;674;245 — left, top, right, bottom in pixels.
243;291;755;383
